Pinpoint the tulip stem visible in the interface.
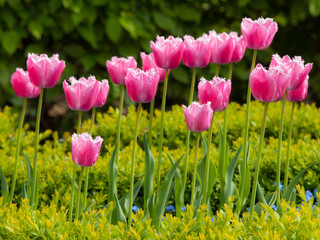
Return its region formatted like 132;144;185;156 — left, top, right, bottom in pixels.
284;102;295;192
75;166;85;220
203;113;215;209
147;98;155;147
156;69;169;197
237;49;257;214
190;132;201;208
116;85;125;165
83;107;96;212
180;67;197;217
250;102;269;215
69;110;82;222
10;98;28;203
128;102;142;227
215;64;220;77
276;92;287;208
31;88;44;208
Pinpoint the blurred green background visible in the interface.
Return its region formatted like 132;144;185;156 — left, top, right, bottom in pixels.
0;0;319;133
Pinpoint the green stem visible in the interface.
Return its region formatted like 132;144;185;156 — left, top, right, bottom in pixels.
190;132;201;207
156;69;169;195
180;67;197;217
250;102;269;215
128;102;142;227
75;166;85;220
215;64;220;77
203;113;215;206
10;98;28;203
276;92;287;207
147;98;155;147
83;107;96;211
31;88;44;208
116;85;125;165
237;49;257;214
284;102;295;192
69;111;82;222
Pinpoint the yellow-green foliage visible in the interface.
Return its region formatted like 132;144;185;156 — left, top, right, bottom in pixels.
0;102;319;212
1;194;320;239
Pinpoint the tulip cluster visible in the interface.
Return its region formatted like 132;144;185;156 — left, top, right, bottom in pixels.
7;15;313;229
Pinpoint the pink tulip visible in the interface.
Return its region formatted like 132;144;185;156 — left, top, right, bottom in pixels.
140;52;169;82
150;35;184;69
11;68;41;98
94;80;110;107
250;64;289;102
183;102;213;132
198;77;231;112
106;56;137;85
287;76;308;102
210;32;235;65
230;32;247;63
241;17;278;50
270;54;313;90
26;53;66;88
182;34;212;68
125;68;159;103
72;133;103;167
63;76;100;111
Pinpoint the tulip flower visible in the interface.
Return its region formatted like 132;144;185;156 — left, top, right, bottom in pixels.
230;32;247;63
125;68;159;103
198;77;231;112
9;68;41;203
71;132;103;220
241;17;278;50
140;52;168;147
250;64;289;102
63;76;100;111
72;133;103;167
106;56;137;85
26;53;65;208
182;102;213;132
125;68;159;226
27;53;66;88
238;17;278;214
11;68;41;99
270;54;313;90
182;34;212;68
284;76;309;192
210;32;235;65
150;35;184;69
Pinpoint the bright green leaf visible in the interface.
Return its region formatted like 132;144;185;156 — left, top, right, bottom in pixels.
105;16;123;43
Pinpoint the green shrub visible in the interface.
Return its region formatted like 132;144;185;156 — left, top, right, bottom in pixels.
0;101;319;213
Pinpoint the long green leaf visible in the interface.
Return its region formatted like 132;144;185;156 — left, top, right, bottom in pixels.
156;154;184;219
147;193;156;220
119;180;142;216
23;152;33;199
65;168;78;192
282;164;312;201
112;193;126;224
218;123;225;188
0;167;9;203
222;145;242;205
168;153;183;216
108;144;118;203
143;136;155;210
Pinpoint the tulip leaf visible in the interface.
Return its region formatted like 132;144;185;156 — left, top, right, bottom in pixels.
156;153;184;219
222;145;242;205
119;180;142;217
168;153;183;217
108;144;118;204
147;193;157;221
65;168;78;192
112;193;126;224
84;199;96;213
218;123;226;189
23;152;34;200
0;166;9;203
254;191;276;215
257;181;267;205
143;135;155;210
283;164;312;202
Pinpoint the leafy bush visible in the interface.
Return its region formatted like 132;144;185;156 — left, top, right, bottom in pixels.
1;191;320;239
0;101;319;212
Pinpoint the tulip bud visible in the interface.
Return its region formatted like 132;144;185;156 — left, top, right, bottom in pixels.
94;80;110;107
11;68;41;98
106;56;137;85
287;76;308;102
183;102;213;132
